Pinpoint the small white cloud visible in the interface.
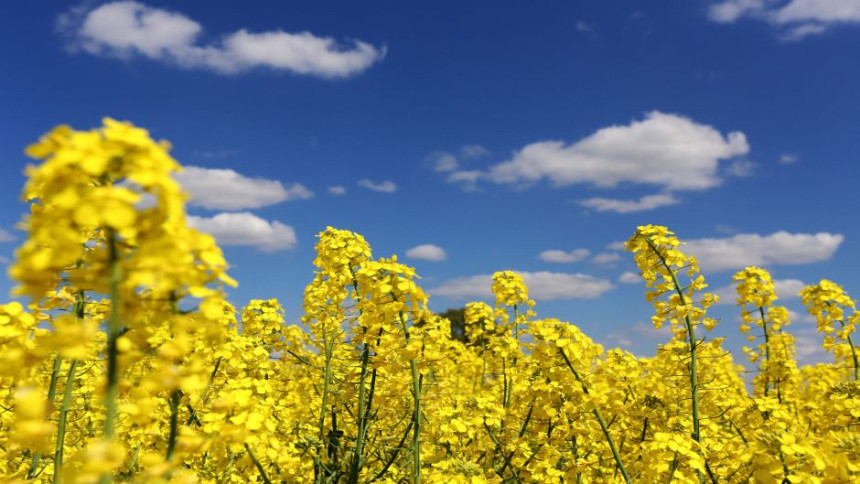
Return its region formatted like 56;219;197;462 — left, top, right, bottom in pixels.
58;1;385;78
176;166;311;211
327;185;347;196
576;21;593;32
538;248;591;263
774;278;807;299
430;271;613;301
580;193;680;213
712;278;806;306
486;111;749;192
790;326;828;363
618;271;641;284
447;170;483;182
685;231;844;272
707;0;769;23
0;228;16;243
192;149;238;159
0;256;10;265
188;212;297;252
460;144;491;158
406;244;447;261
707;0;860;40
604;322;672;349
592;252;621;265
780;153;799;164
606;241;627;251
425;151;459;172
358;179;398;193
725;159;757;177
786;308;816;324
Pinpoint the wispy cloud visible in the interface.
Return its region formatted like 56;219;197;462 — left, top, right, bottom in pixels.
579;193;680;213
486;111;748;191
538;248;590;263
358;179;397;193
0;228;16;243
176;166;312;211
406;244;447;261
443;112;749;206
707;0;860;40
188;212;297;252
58;1;385;77
685;231;844;272
430;271;613;301
327;185;347;196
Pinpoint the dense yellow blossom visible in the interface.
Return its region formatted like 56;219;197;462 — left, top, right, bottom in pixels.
0;121;858;483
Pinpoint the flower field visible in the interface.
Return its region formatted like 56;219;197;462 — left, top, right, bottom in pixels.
1;119;858;483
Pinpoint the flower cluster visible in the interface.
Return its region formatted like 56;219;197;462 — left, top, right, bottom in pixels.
0;121;858;483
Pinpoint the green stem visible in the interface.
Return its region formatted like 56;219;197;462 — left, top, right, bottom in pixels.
397;310;422;484
559;348;631;484
848;333;859;381
645;237;702;445
759;306;772;396
165;390;181;461
367;420;413;483
104;230;123;439
53;359;80;484
26;354;63;478
841;326;859;381
52;289;86;482
348;338;371;484
348;277;372;484
100;229;123;484
244;443;273;484
315;327;335;483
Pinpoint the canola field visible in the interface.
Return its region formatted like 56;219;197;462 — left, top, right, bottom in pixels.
1;119;858;483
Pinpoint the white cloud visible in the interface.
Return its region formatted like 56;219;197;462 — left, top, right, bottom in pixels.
708;0;860;40
685;231;844;272
725;159;757;177
0;256;10;265
774;278;807;298
460;145;491;158
604;322;672;349
576;21;593;32
712;284;738;305
579;193;680;213
406;244;447;261
176;166;312;210
486;111;749;191
592;252;621;265
781;22;830;39
358;179;398;193
427;146;490;186
59;1;385;78
713;278;805;305
425;151;459;172
447;170;482;182
618;271;641;284
327;185;347;196
188;212;297;252
538;248;590;263
708;0;769;23
192;149;238;159
0;228;16;243
430;271;613;301
786;308;816;324
780;153;799;164
606;241;627;251
790;326;828;363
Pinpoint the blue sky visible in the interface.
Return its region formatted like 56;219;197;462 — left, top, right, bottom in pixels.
2;1;859;364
